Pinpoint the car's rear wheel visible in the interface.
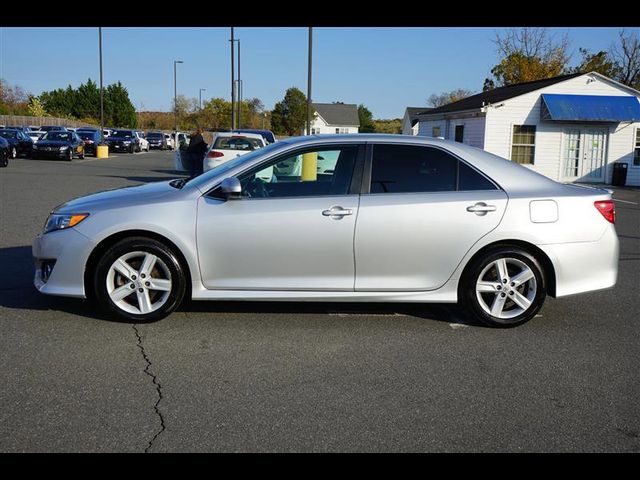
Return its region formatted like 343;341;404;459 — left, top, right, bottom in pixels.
459;246;546;328
93;237;187;322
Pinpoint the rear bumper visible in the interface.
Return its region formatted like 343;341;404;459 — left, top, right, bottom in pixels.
538;224;619;297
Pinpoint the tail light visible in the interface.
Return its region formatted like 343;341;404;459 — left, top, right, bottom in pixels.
594;200;615;224
207;150;224;158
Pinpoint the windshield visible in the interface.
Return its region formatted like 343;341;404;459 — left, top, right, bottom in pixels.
111;130;133;138
43;132;72;141
0;130;18;139
186;141;286;190
78;132;96;140
147;132;163;138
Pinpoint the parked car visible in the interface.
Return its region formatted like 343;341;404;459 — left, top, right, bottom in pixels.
0;137;9;167
134;131;150;152
32;131;85;160
27;130;46;143
202;132;265;172
31;134;620;325
76;130;103;156
146;131;168;150
0;128;34;158
232;129;276;144
105;129;140;153
164;133;175;150
103;129;112;138
40;125;68;133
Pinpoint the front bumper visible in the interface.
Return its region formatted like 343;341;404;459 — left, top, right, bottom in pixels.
33;148;69;158
33;228;96;298
107;143;132;151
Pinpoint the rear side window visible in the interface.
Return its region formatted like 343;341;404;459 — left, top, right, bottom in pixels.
370;145;457;193
370;144;496;193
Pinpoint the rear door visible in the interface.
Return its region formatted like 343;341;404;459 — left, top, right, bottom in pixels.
354;143;508;291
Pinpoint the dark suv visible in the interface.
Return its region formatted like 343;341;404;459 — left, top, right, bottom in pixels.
146;131;167;150
76;129;103;156
105;129;139;153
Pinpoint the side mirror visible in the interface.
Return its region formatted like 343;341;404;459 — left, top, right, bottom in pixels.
220;177;242;199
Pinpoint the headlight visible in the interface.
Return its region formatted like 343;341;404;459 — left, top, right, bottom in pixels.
123;140;131;144
43;213;89;234
59;146;69;151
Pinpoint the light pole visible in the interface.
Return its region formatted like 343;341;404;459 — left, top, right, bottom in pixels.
173;60;183;134
306;27;313;135
199;88;206;110
230;28;235;130
98;27;104;142
237;39;241;128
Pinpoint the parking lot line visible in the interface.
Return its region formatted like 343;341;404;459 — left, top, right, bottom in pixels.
613;198;638;205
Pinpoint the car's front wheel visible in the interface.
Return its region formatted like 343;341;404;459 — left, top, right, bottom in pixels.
66;148;73;161
93;237;187;322
458;246;546;328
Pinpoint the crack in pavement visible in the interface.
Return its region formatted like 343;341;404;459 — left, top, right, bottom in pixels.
132;324;166;453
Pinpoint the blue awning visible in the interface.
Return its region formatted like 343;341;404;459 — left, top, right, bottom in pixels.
541;94;640;122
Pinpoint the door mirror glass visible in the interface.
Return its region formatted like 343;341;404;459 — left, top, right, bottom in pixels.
220;177;242;199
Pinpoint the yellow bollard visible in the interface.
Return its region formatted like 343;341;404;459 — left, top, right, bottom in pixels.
301;152;317;181
96;145;109;159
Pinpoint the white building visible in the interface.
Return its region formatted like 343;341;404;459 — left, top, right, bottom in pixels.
417;72;640;186
305;103;360;135
402;107;429;135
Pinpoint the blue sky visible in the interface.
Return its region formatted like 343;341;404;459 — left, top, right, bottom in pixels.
0;27;632;118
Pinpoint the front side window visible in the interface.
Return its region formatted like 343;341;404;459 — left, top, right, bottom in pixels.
235;145;359;199
511;125;536;164
634;129;640;166
369;144;496;194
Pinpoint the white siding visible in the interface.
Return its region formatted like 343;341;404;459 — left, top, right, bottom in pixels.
418;115;485;149
306;114;359;135
481;74;640;186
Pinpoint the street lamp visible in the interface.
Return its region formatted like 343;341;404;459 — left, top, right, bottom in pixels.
199;88;207;110
307;27;313;136
173;60;183;134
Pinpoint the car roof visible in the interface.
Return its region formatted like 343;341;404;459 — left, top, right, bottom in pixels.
215;132;264;139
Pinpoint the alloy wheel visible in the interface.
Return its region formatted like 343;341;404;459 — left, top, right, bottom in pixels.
106;251;173;315
475;257;537;320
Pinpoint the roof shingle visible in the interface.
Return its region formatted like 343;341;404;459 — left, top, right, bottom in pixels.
313;103;360;126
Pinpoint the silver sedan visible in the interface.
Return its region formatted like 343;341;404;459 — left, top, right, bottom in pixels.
33;134;619;327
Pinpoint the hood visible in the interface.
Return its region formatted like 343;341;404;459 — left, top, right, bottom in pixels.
55;180;179;214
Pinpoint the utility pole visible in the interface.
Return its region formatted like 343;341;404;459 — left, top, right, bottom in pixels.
98;27;104;142
230;27;235;130
306;27;313;136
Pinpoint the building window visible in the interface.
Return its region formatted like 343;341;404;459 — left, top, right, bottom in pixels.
635;129;640;166
311;127;320;135
432;126;441;138
454;125;464;143
511;125;536;164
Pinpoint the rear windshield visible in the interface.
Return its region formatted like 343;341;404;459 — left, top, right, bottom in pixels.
213;136;263;151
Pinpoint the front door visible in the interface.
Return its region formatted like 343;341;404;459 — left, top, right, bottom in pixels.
196;144;363;290
562;128;608;182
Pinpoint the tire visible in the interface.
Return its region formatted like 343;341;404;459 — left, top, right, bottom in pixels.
66;148;73;161
458;246;546;328
93;237;187;322
129;144;135;154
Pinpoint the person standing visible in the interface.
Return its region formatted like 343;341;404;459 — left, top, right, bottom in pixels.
186;127;207;177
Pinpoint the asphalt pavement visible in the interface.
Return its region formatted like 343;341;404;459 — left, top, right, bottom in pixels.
0;150;638;452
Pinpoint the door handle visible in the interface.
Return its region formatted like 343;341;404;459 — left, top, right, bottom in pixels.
322;206;353;219
466;202;497;216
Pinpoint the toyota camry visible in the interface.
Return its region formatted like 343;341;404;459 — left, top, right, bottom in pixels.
32;134;618;327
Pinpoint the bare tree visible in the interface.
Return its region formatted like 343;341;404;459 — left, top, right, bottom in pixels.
428;89;475;107
610;29;640;89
